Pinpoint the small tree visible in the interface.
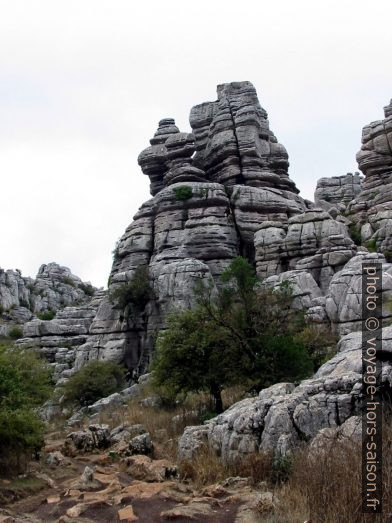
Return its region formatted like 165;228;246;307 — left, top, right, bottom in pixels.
152;257;316;412
0;344;52;474
62;360;126;407
110;266;151;312
152;308;242;413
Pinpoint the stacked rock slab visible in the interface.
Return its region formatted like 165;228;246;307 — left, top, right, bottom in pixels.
349;100;392;252
255;208;357;292
17;291;104;385
190;81;299;192
314;172;362;213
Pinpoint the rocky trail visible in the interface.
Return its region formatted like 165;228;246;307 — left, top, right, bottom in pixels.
0;432;268;523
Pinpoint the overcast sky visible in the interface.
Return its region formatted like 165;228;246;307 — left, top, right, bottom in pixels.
0;1;391;287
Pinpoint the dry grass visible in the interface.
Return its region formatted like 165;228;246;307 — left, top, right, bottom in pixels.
93;390;216;461
176;418;392;522
179;444;278;489
271;421;392;523
89;385;250;462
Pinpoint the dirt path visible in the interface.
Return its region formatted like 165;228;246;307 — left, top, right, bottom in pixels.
1;451;257;522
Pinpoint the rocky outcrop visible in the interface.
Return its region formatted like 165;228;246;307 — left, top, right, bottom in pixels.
190;81;299;192
348;99;392;252
67;81;309;379
255;208;356;291
0;263;97;336
314;172;362;213
17;88;392;392
17;291;104;385
178;326;392;462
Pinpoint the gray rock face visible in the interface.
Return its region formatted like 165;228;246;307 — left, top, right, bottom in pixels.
314;173;362;212
0;263;97;332
190;82;299;192
324;251;392;334
178;326;392;462
17;291;104;384
255;208;357;292
348;100;392;252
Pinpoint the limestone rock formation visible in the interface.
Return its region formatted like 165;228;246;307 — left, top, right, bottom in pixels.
0;263;97;336
348;100;392;252
64;81;309;379
255;208;357;291
17;87;392;396
314;172;362;213
18;291;104;385
190;81;299;192
11;85;392;472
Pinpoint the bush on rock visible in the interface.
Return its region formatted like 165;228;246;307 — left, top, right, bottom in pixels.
62;360;126;407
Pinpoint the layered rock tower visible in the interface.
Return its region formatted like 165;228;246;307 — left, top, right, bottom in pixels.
349;99;392;250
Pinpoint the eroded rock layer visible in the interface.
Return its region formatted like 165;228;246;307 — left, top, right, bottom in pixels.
0;263;96;336
349;100;392;252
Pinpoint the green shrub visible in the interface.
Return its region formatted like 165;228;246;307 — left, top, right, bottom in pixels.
0;344;52;474
19;298;30;309
62;360;126;407
37;310;56;321
8;326;23;340
78;282;95;296
348;223;362;246
60;276;76;287
366;237;378;252
173;186;193;201
112;239;121;262
110;266;151;311
0;304;3;315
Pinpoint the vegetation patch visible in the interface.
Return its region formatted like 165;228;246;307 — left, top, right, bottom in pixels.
8;326;23;340
62;360;126;407
37;309;56;321
366;237;378;252
0;344;52;475
60;276;76;287
152;257;331;413
347;223;362;246
173;185;193;201
110;266;151;312
78;282;95;296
